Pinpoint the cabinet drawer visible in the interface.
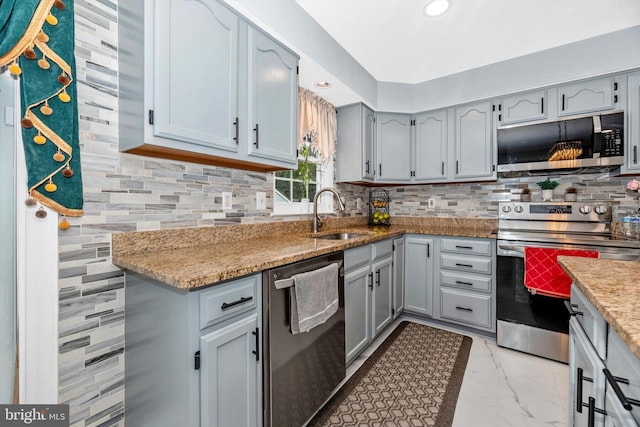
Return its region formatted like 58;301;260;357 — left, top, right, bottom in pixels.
440;253;492;275
569;284;607;358
440;288;492;329
441;238;492;256
345;245;371;270
199;275;258;330
372;239;393;260
606;329;640;426
440;270;491;293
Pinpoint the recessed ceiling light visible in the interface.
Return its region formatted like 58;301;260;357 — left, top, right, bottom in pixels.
424;0;450;17
315;81;331;89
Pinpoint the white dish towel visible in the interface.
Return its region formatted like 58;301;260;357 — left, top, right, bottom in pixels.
290;262;340;334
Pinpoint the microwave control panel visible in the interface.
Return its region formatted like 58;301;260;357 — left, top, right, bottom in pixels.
600;129;623;157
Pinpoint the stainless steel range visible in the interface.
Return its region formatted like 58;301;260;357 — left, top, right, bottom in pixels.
496;201;640;363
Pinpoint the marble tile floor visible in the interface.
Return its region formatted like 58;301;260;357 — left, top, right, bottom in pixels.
346;315;570;427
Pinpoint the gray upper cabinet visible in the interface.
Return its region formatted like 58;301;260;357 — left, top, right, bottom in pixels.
497;90;547;126
626;72;640;172
246;28;299;165
454;101;495;180
119;0;299;172
413;109;449;182
558;76;618;117
153;0;240;153
336;103;375;182
376;113;412;182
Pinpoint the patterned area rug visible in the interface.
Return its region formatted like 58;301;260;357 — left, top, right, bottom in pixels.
307;321;472;427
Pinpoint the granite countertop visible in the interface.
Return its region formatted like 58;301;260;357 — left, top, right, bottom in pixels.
558;256;640;360
112;216;496;290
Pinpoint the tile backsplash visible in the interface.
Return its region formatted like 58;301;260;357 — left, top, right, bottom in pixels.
59;1;639;425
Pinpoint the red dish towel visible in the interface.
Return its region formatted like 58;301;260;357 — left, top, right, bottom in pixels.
524;248;599;298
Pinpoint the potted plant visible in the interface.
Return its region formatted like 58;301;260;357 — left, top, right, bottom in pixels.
520;187;531;202
537;178;559;201
298;144;312;212
565;187;578;202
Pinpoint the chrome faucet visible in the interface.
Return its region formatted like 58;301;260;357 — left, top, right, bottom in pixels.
312;188;346;233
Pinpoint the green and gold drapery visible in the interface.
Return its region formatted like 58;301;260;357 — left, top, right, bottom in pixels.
0;0;83;218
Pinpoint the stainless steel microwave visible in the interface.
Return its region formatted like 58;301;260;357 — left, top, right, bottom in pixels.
497;111;624;172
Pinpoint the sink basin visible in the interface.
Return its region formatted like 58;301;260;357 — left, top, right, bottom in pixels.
314;233;366;240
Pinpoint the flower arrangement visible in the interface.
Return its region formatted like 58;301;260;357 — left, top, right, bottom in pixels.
627;179;640;193
536;178;559;190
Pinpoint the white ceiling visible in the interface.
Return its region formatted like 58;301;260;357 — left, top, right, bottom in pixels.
295;0;640;86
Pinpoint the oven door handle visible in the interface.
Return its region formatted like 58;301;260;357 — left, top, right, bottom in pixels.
497;243;525;258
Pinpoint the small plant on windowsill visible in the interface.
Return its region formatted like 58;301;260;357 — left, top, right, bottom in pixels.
298;143;312;201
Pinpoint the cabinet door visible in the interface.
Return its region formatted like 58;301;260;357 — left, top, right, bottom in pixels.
153;0;240;152
363;106;376;180
247;28;298;165
372;256;393;337
200;313;259;427
454;101;494;180
392;238;405;319
626;72;640;171
376;113;412;182
345;264;372;364
559;77;615;117
414;109;448;181
569;318;606;427
498;90;547;126
404;236;434;316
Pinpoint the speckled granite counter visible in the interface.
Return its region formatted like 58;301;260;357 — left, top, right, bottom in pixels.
112;216;496;290
558;257;640;360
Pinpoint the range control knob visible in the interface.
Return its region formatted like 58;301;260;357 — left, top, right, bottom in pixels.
594;205;608;215
579;205;592;214
501;205;512;213
514;205;524;213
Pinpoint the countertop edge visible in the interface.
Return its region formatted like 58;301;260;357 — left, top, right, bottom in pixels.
112;225;495;290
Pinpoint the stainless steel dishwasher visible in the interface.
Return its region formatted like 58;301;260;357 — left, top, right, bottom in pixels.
262;251;345;427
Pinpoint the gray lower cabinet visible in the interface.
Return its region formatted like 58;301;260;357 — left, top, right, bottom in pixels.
403;235;435;316
125;272;262;427
344;239;394;364
392;237;405;319
118;0;298;171
435;237;496;332
569;285;640;427
569;317;606;427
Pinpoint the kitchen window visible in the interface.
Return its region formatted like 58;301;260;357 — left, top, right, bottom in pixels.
273;145;334;215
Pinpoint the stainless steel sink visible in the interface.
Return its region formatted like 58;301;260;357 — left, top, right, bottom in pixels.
313;233;366;240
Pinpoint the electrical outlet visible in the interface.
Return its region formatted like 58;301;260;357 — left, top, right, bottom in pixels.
222;192;232;210
427;198;435;209
256;192;266;210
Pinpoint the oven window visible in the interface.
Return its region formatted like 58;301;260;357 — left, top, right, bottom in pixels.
497;255;569;334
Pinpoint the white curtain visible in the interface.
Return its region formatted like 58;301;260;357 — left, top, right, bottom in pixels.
298;87;337;164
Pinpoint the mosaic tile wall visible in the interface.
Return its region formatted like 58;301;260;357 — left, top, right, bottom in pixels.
384;171;640;219
57;2;640;426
